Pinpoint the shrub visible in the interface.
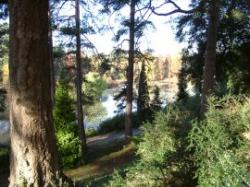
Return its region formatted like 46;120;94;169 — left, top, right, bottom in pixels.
53;75;81;168
107;105;190;187
188;96;250;187
98;113;140;134
107;96;250;187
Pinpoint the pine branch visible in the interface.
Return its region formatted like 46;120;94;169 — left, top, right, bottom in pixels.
149;0;205;16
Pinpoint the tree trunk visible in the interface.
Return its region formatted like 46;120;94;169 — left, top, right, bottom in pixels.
200;0;220;116
75;0;87;161
48;10;55;106
125;0;136;138
8;1;70;186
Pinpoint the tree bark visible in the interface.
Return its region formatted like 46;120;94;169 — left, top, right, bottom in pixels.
125;0;136;138
48;10;55;107
200;0;220;116
8;0;70;186
75;0;87;161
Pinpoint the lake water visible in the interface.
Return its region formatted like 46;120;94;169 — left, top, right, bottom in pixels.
0;82;178;145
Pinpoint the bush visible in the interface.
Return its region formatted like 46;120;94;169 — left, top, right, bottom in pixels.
107;96;250;187
56;130;80;168
107;105;190;187
98;113;140;134
188;96;250;187
53;75;81;168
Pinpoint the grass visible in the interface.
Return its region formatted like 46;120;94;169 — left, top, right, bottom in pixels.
0;128;138;186
65;143;137;185
0;146;9;173
0;146;9;187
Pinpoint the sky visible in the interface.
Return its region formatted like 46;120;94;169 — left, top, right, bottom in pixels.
57;0;191;57
89;0;191;56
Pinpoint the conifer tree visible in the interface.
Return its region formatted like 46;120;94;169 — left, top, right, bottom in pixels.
99;0;153;137
8;1;71;185
151;86;162;110
75;0;87;162
54;70;81;168
137;62;150;120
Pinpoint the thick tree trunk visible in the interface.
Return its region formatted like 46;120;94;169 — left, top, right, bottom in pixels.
200;0;220;116
48;10;55;106
8;1;70;186
75;0;87;161
125;0;136;138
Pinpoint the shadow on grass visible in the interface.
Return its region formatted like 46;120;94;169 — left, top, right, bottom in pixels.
65;142;137;186
0;146;9;187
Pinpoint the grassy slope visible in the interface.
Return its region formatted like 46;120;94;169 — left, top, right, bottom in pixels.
65;143;136;186
0;146;9;187
0;134;137;187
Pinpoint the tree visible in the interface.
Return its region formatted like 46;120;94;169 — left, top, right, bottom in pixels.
137;61;150;120
75;0;87;162
151;86;162;110
0;23;8;112
125;0;136;137
99;0;153;137
8;0;70;186
48;4;55;106
54;70;81;168
149;0;221;115
200;0;220;115
175;0;250;107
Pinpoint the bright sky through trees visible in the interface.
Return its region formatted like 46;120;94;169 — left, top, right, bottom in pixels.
56;0;191;56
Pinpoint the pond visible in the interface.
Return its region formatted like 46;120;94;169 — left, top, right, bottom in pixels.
0;82;177;145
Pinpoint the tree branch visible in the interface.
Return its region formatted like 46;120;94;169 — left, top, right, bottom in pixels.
149;0;204;16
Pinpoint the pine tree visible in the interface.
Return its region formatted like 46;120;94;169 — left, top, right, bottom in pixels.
151;86;162;110
99;0;153;137
75;0;87;162
200;0;220;115
8;1;71;185
137;62;150;120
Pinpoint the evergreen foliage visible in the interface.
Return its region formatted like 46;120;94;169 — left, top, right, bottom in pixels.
188;96;250;187
176;0;250;97
108;96;250;187
107;105;192;187
151;86;162;110
53;71;81;168
137;62;150;119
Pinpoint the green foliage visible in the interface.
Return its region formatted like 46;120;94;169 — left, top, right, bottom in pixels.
176;0;250;96
137;110;178;164
150;86;162;111
108;106;189;187
54;80;75;128
83;72;108;102
84;102;107;124
98;113;140;134
53;72;81;168
108;96;250;187
56;130;81;168
0;23;9;113
188;96;250;187
83;72;108;125
0;22;8;66
137;62;150;119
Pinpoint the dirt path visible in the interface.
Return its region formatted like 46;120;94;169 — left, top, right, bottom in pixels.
87;129;140;150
